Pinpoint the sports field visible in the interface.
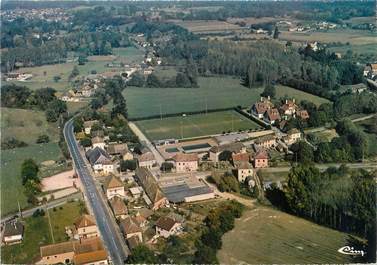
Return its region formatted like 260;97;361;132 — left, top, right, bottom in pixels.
218;206;353;264
135;110;262;141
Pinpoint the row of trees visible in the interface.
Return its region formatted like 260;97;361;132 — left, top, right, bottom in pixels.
266;164;376;262
21;159;41;204
1;84;68;122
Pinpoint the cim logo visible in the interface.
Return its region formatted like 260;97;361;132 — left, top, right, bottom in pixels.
338;246;366;257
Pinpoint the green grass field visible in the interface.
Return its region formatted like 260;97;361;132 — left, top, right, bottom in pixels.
1;108;60;144
1;201;82;264
218;206;353;264
275;85;331;106
354;116;377;157
1;143;63;216
124;76;264;119
135;110;262;141
113;46;145;63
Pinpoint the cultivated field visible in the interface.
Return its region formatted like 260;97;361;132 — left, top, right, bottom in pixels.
1;107;60;144
124;76;264;119
169;19;242;33
1;201;82;264
218;206;353;264
135;110;262;141
1;143;63;216
275;85;331;106
279;29;376;45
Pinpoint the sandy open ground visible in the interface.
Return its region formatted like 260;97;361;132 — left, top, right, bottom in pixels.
41;170;82;192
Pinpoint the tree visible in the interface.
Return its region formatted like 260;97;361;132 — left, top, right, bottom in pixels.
218;150;233;162
120;160;137;172
193;242;218;264
126;245;159;264
201;228;222;249
73;118;84;133
21;159;39;185
273;26;280;39
45;100;67;122
290;141;314;163
80;138;92;148
127;72;145;87
261;84;276;98
36;135;49;144
161;162;174;172
69;66;79;80
53;75;61;82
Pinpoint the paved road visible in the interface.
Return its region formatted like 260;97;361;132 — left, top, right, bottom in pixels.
64;119;128;265
260;162;377;173
1;192;82;224
128;122;165;165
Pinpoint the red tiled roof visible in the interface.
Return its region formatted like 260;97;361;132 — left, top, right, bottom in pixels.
232;152;250;162
155;216;178;231
173;153;198;162
265;108;281;121
254;150;268;160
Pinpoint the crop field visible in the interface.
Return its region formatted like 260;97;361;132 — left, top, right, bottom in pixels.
124;76;264;119
1;107;60;144
169;19;242;33
135;110;262;141
218;206;353;264
279;29;376;45
329;43;377;57
1;201;82;264
275;85;331;106
1;143;63;216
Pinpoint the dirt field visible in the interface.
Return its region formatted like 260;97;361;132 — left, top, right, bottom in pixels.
218;206;353;264
41;169;81;192
169;19;242;33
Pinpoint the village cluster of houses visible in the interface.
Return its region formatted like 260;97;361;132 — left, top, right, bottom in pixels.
250;96;309;127
5;72;33;82
364;63;377;80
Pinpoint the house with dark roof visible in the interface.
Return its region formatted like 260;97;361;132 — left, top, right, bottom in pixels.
2;220;24;245
104;175;124;199
250;97;273;118
109;196;128;219
135;168;168;210
86;147;114;174
127;235;141;250
107;143;133;161
155;216;183;238
209;142;246;162
119;216;143;242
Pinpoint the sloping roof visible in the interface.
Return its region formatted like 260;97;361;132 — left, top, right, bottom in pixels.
110;196;128;216
40;241;75;257
120;216;142;235
86;147;111;165
209;142;244;153
138;152;155;162
107;143;129;155
92;136;104;144
135;168;166;205
127;235;141;250
173;153;198;162
232;152;250;162
74;215;96;229
234;161;252;169
255;134;276;144
74;250;108;265
3;220;23;237
83;120;98;128
265;108;281;121
135;208;154;219
252;102;269;114
104;175;123;190
155;216;178;231
296;109;309;119
254;149;268;160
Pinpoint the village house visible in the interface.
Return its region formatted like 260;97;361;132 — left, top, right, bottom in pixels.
92;136;106;150
134;208;154;228
119;216;143;242
264;108;281;124
254;134;276;149
83;120;98;135
296;109;310;120
2;220;24;245
86;147;114;174
137;152;156;169
107;143;133;161
74;215;98;239
209;142;246;162
250;97;273;118
38;237;108;265
233;161;253;182
155;216;183;238
135;168;168;210
253;149;269;168
109;196;128;219
279;99;298;119
283;128;302;145
172;153;198;173
127;235;141;250
232;152;250;163
104;175;125;199
129;186;143;199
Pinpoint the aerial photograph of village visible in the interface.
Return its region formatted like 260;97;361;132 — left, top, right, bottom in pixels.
0;0;376;264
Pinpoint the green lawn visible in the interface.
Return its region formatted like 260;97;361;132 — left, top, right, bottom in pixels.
135;110;262;141
124;76;264;119
1;201;82;264
1;143;63;216
1;107;60;144
218;206;354;264
275;85;331;106
113;46;145;63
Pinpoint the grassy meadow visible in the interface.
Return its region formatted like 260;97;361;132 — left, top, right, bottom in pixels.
218;206;354;264
135;110;262;140
355;116;377;157
1;201;82;264
1;107;60;144
1;143;63;216
275;85;331;106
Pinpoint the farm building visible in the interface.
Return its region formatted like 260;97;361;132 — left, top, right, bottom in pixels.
171;153;198;173
209;142;246;162
104;175;125;199
2;220;24;245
